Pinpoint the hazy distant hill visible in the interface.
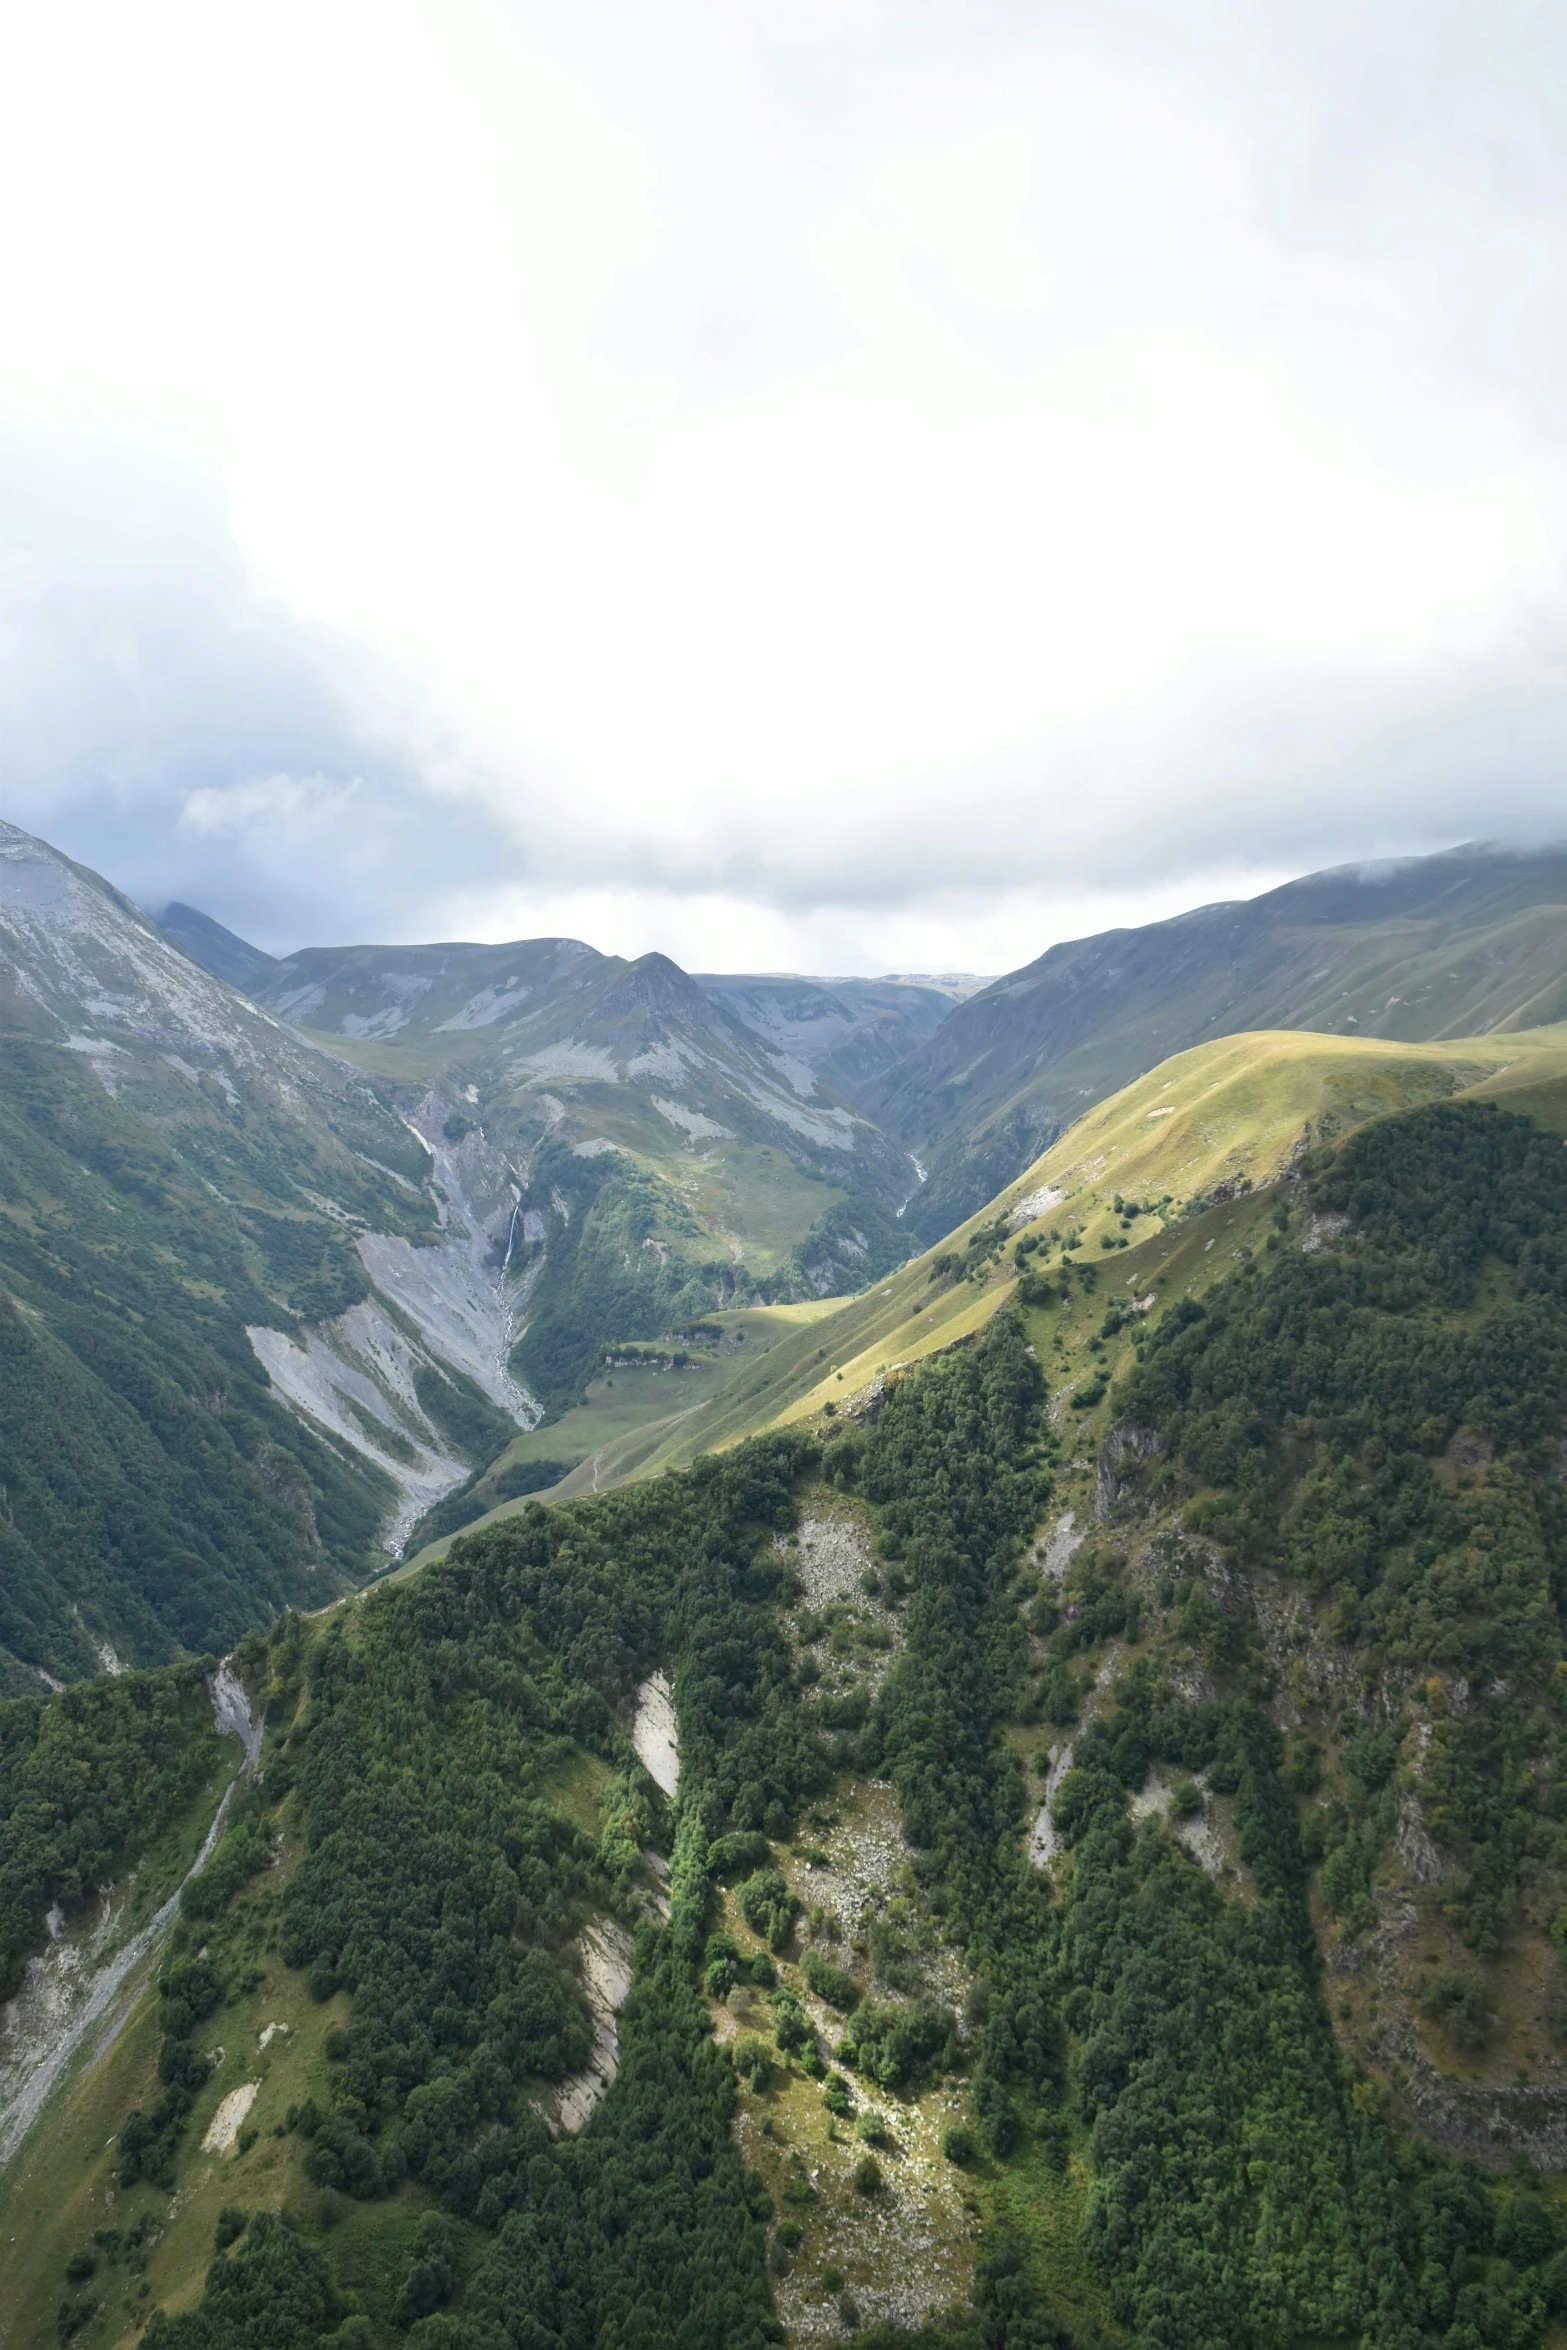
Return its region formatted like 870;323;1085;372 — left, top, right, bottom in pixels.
870;842;1567;1236
227;929;916;1197
693;970;980;1099
164;907;970;1135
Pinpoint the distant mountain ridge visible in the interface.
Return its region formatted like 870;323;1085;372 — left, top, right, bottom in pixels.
160;901;980;1115
692;970;971;1098
164;841;1567;1249
160;901;280;992
867;841;1567;1236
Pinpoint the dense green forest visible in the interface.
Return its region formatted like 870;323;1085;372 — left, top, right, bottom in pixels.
137;1435;826;2350
1119;1100;1567;1956
20;1094;1567;2350
105;1334;1074;2350
0;1662;222;1998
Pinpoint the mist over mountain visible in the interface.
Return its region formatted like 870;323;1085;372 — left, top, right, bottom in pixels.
159;903;280;994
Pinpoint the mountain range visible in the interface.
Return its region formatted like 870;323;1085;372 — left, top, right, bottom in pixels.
6;819;1567;2350
4;821;1565;1692
167;842;1567;1255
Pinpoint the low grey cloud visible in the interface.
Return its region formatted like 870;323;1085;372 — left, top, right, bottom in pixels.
0;426;524;949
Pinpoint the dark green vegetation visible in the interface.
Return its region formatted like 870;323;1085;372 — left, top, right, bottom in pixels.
1054;1676;1567;2350
132;1434;830;2350
0;825;461;1680
405;1457;578;1552
0;1661;220;1998
18;1079;1567;2350
508;1140;757;1417
779;1192;922;1299
833;1106;1567;2348
1120;1099;1567;1955
0;1041;405;1684
870;843;1567;1237
93;1331;1080;2350
849;1325;1063;2159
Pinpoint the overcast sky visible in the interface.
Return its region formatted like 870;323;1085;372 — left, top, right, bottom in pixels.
3;0;1566;972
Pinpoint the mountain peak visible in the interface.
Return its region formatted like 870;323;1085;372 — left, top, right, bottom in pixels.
160;900;280;992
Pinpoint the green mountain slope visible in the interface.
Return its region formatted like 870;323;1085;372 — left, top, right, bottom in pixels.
0;825;548;1681
872;842;1567;1238
235;936;929;1421
15;1070;1567;2348
411;1022;1567;1550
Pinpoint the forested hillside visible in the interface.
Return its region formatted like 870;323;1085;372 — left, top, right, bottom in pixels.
10;1074;1567;2349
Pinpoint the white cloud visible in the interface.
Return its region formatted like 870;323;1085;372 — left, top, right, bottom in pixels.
0;1;1564;968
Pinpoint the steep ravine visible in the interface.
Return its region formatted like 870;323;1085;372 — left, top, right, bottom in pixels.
248;1096;541;1551
0;1665;262;2175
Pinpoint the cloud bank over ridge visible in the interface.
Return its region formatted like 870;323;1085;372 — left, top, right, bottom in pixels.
2;3;1566;970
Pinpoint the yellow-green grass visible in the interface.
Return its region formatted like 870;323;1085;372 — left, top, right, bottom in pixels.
394;1022;1567;1557
618;1023;1567;1475
994;1023;1567;1255
537;1748;616;1839
0;1958;373;2350
977;2141;1119;2342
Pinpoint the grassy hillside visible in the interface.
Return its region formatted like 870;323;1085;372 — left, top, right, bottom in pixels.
419;1024;1567;1529
401;1301;846;1554
873;842;1567;1237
